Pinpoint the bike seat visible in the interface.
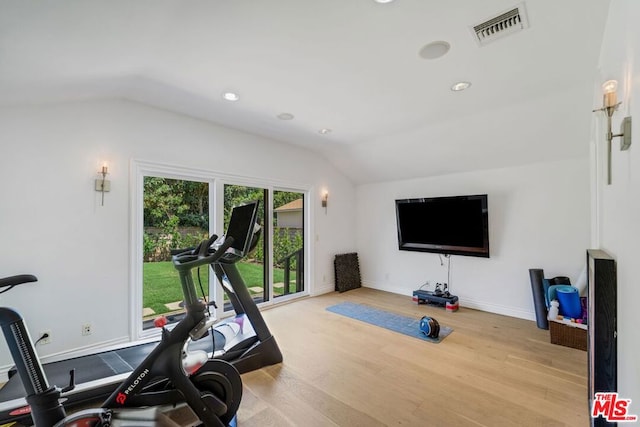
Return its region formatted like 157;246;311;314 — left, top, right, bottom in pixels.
0;274;37;290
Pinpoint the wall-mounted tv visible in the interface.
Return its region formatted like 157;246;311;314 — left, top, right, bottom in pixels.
395;194;489;258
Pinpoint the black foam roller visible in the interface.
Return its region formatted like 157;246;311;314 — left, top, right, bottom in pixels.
529;269;549;329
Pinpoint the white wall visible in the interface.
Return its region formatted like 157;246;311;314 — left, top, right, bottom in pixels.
0;99;356;369
356;158;590;320
594;0;640;410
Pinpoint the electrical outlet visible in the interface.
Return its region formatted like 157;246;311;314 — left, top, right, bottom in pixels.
82;323;92;336
39;330;51;345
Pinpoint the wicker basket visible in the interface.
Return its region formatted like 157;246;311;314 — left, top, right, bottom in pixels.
549;320;587;351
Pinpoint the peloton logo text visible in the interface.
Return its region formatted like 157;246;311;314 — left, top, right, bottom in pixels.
115;368;150;405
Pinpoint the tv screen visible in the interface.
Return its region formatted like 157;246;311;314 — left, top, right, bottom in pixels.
395;194;489;258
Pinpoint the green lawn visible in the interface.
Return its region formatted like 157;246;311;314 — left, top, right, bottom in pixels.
143;261;295;315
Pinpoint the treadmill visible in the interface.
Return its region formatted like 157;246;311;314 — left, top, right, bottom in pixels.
0;200;282;425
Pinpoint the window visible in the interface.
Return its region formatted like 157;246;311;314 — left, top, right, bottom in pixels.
223;184;268;306
273;190;305;298
142;177;210;330
131;161;310;338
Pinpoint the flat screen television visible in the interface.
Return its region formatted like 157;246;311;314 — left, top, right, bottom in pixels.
395;194;489;258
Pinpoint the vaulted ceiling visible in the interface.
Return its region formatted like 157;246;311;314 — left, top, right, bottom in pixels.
0;0;609;183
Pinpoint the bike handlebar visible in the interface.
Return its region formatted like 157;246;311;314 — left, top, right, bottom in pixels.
199;233;221;258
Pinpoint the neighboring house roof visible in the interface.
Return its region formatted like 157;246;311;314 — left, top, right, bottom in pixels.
274;198;303;212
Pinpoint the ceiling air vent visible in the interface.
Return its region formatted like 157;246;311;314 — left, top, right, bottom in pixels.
471;2;529;46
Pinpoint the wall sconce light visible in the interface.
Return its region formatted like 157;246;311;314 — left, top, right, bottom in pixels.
593;80;632;185
95;162;111;206
321;191;328;212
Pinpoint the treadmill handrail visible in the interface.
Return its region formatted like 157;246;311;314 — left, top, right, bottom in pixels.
0;274;37;295
172;235;235;272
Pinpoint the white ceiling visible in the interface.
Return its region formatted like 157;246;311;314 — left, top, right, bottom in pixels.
0;0;610;184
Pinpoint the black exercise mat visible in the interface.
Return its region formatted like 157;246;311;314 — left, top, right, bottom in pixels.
0;351;127;400
0;333;221;402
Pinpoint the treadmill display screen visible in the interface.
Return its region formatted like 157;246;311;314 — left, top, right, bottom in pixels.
226;200;259;257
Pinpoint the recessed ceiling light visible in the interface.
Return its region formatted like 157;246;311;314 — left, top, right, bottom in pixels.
451;81;471;91
222;91;240;101
419;41;451;60
319;128;332;135
277;113;295;120
374;0;395;3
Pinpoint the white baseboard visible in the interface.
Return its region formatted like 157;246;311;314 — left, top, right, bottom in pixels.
312;283;335;296
459;297;536;321
361;281;408;296
362;281;536;321
42;336;132;363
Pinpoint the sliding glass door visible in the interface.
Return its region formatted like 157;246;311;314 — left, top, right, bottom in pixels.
142;177;210;329
133;161;309;337
273;190;305;298
223;184;268;306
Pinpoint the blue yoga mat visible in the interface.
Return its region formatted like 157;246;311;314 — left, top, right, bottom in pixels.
326;302;453;343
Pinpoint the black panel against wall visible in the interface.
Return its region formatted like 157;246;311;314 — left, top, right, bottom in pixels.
587;249;617;427
334;253;362;293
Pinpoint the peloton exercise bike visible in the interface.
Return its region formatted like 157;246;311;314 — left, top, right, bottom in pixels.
1;237;241;426
0;200;282;426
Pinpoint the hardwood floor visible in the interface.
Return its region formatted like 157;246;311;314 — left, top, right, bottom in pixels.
237;288;588;427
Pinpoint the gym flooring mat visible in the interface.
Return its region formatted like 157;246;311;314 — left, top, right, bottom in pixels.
0;330;222;402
